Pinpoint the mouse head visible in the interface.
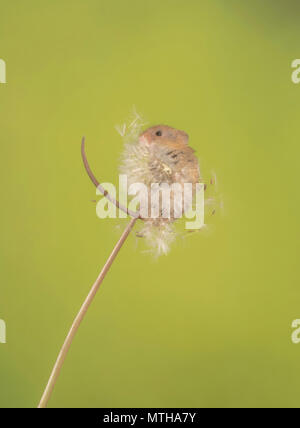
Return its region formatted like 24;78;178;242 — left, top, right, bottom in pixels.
139;125;189;146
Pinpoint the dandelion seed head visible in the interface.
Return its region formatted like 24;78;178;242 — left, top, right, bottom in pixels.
118;110;204;256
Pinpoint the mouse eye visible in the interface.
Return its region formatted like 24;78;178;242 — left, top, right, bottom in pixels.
155;130;162;136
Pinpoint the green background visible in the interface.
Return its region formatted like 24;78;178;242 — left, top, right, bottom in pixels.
0;0;300;408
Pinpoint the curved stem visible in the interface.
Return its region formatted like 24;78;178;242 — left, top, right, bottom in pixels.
38;217;137;408
81;137;140;219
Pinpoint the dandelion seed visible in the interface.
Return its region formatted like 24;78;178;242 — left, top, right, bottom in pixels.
119;112;201;255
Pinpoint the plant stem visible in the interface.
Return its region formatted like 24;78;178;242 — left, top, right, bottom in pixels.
38;217;137;408
81;137;140;219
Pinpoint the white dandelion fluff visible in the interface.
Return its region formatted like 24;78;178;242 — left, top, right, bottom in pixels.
118;110;201;256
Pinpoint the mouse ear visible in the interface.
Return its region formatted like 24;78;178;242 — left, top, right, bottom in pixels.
180;130;189;145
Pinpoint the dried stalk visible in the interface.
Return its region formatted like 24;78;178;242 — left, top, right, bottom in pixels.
38;138;138;408
81;137;140;218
